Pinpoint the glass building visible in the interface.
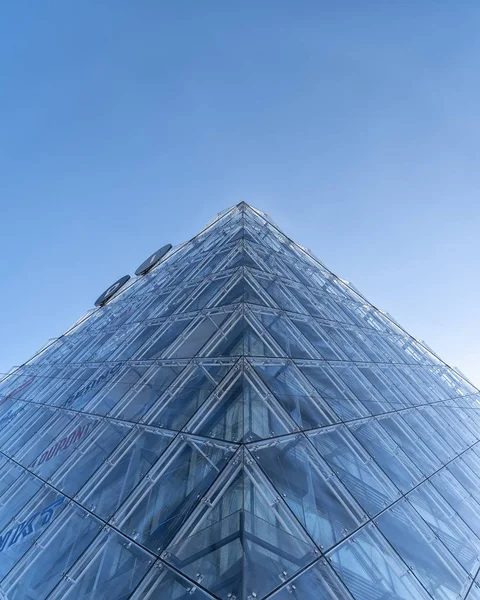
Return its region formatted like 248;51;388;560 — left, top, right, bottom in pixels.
0;202;480;599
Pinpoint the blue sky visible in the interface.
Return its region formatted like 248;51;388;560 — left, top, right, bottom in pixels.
1;2;480;383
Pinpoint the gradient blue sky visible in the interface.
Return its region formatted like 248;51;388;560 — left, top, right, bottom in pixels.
1;2;480;384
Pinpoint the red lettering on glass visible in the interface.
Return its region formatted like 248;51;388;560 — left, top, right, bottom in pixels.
0;377;35;408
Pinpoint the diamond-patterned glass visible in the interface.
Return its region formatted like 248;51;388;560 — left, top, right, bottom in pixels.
0;202;479;599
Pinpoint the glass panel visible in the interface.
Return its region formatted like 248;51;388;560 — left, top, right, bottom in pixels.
169;313;230;359
455;450;480;500
308;425;400;515
181;273;231;312
0;486;67;580
1;502;103;600
85;365;149;415
376;498;468;599
0;374;37;403
29;414;99;481
126;289;170;323
0;462;24;500
408;481;480;577
136;318;193;360
77;426;175;520
63;364;123;410
376;413;441;477
130;560;216;599
251;434;366;550
206;313;277;358
300;364;369;421
321;324;370;362
1;406;58;456
253;361;335;430
87;326;138;363
257;274;305;313
217;270;273;308
401;409;455;464
115;435;236;554
110;324;161;362
467;582;480;599
50;419;132;496
454;405;480;440
163;451;318;599
333;365;393;416
431;466;480;539
186;370;296;442
284;283;326;319
112;363;185;422
145;362;232;430
15;411;76;469
254;311;314;359
268;558;352;600
0;470;43;532
328;523;431;600
358;365;411;410
419;406;472;454
292;319;347;361
49;366;99;408
349;418;423;493
47;528;153;600
0;453;8;472
0;402;37;448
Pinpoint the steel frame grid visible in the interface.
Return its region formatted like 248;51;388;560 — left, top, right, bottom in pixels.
0;204;480;599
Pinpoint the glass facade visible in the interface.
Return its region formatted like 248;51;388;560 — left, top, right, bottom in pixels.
0;202;480;599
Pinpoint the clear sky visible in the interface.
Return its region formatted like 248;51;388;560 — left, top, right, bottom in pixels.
1;2;480;385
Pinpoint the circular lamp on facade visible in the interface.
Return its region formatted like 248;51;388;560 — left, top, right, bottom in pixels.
94;275;131;307
134;243;172;276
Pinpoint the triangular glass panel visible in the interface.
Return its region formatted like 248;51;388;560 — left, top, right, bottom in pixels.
1;501;103;600
375;497;469;599
162;448;319;600
0;468;44;533
213;269;274;309
203;310;279;358
307;424;400;515
248;434;367;550
142;360;234;430
46;527;153;600
49;419;134;496
222;242;268;272
111;362;186;421
327;522;431;600
84;364;150;415
407;480;480;578
249;308;316;359
1;203;480;597
348;417;424;494
184;362;298;442
114;434;236;554
251;271;306;313
168;310;231;359
0;484;67;580
76;425;176;521
180;272;233;312
297;365;363;417
251;360;336;430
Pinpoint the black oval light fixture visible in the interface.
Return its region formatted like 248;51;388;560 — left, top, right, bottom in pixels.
94;275;131;307
135;243;172;276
